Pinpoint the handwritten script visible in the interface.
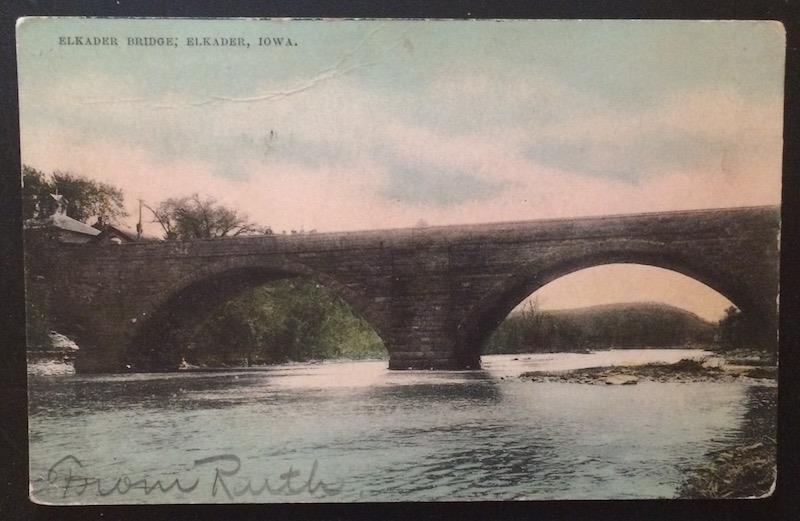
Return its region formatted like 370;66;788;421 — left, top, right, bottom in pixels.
43;454;342;500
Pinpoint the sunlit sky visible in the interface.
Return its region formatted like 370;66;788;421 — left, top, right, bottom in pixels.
522;264;734;321
17;19;784;320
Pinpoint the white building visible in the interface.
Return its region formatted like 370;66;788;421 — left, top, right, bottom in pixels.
24;193;100;244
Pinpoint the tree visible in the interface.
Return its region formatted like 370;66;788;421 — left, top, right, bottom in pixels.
147;194;262;240
22;166;51;220
22;165;127;223
716;306;744;350
187;279;385;365
23;165;127;352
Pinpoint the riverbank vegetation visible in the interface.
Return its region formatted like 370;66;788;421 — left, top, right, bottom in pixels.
185;279;386;366
485;301;716;354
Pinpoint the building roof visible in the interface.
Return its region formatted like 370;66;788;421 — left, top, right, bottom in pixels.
25;213;101;236
90;224;160;243
91;226;134;243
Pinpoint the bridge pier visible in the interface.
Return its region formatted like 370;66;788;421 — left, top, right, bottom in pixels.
27;206;779;374
388;352;481;370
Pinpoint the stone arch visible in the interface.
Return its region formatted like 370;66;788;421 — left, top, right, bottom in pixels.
125;256;387;371
457;239;769;356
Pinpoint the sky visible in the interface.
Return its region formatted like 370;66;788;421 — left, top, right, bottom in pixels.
17;19;785;320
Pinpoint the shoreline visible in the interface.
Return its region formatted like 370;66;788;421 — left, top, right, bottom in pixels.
511;349;777;498
678;384;777;498
176;356;390;372
28;347;775;379
519;350;776;385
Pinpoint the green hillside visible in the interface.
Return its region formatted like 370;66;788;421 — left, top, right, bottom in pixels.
484;301;716;354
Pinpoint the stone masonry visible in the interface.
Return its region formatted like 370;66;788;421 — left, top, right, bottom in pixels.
25;206;780;373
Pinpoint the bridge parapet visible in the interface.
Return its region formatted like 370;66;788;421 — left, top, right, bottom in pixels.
26;206;779;373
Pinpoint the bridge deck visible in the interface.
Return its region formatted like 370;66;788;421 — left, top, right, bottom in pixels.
67;205;779;254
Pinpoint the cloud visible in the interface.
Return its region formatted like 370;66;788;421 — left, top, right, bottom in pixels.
16;19;784;320
381;163;508;206
19;25;782;237
522;88;783;182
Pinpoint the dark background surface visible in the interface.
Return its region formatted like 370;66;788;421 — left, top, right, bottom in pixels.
1;1;798;519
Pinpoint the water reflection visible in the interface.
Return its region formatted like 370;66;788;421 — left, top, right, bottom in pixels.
364;369;503;405
28;351;768;503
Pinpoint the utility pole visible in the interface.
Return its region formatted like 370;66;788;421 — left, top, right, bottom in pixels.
136;198;143;240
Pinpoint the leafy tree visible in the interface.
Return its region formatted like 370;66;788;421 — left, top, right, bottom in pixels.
22;166;50;220
716;306;745;350
22;165;127;223
147;194;262;240
23;166;127;352
186;279;385;365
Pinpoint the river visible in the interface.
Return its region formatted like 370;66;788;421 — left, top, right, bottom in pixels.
28;349;772;503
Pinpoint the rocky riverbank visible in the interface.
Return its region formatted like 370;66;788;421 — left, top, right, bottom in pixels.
27;331;79;376
516;349;777;498
519;350;776;385
678;385;776;498
27;357;75;376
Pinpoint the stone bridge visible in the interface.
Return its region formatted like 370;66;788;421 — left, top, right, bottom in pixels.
26;206;780;373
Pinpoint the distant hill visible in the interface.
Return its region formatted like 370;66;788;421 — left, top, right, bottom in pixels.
548;302;715;332
484;301;716;354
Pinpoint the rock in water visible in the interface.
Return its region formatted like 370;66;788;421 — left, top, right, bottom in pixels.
604;374;639;385
48;331;79;351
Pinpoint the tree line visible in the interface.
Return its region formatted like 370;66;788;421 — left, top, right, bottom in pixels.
485;300;751;354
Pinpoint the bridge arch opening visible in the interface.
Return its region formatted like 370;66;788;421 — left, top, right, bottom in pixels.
126;266;387;371
466;260;768;358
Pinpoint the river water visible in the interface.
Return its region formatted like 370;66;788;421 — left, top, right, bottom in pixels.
28;349;771;504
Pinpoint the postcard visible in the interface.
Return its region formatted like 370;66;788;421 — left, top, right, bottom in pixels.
18;18;783;504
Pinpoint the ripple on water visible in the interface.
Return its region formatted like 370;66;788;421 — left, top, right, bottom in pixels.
28;351;766;503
